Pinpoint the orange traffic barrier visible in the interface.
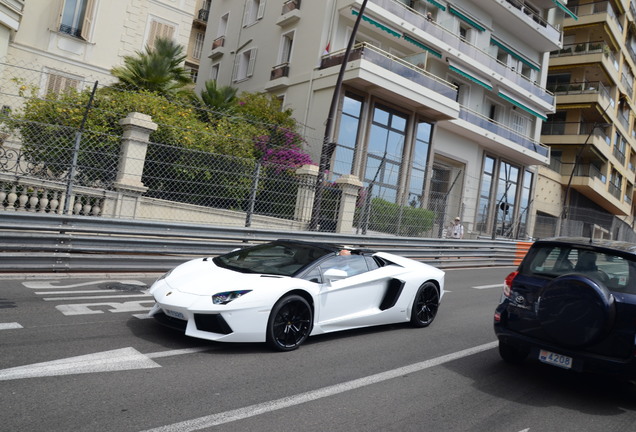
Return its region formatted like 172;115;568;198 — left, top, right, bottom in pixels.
514;241;533;266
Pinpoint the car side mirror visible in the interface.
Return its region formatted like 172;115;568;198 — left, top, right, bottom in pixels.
324;268;348;283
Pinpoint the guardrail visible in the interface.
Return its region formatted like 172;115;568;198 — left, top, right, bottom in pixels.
0;213;530;273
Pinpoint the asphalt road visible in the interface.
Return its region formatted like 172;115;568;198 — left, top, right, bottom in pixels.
1;267;635;432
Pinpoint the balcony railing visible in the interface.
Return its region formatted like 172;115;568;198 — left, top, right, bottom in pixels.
613;147;626;165
459;106;548;157
282;0;300;14
366;0;554;105
319;43;457;101
270;63;290;80
212;36;225;50
504;0;554;29
609;182;621;199
551;41;619;70
197;8;209;22
546;80;610;97
542;121;612;145
570;163;606;183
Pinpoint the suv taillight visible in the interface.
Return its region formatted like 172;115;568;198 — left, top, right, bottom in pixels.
503;271;518;298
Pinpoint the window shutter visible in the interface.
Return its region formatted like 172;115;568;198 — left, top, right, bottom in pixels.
257;0;266;20
242;1;251;26
232;53;241;81
80;0;96;41
247;48;257;77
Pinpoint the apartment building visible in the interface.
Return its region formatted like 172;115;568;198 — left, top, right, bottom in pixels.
2;0;197;93
538;0;636;239
186;0;211;81
198;0;571;238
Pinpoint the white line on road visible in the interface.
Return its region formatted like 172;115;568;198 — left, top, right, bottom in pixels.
0;322;23;330
36;290;128;295
43;294;151;301
139;341;499;432
472;284;501;290
23;280;147;289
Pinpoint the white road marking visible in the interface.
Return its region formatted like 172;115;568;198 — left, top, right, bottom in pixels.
0;346;209;381
56;301;155;316
139;341;499;432
472;284;501;290
0;322;23;330
23;280;147;289
35;290;120;295
43;294;150;301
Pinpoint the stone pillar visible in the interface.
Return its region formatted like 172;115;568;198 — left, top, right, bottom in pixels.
112;112;157;218
335;174;363;234
294;164;318;224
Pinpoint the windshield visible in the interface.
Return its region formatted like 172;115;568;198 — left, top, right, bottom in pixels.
213;242;333;277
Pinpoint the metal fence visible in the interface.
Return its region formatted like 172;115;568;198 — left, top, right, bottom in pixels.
0;212;530;273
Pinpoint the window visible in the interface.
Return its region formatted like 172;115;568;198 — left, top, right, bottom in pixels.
210;63;220;81
217;13;229;38
279;31;294;64
511;111;530;136
243;0;266;26
334;94;363;177
476;156;495;232
233;48;257;81
364;105;408;203
408;121;432;207
192;31;205;60
58;0;95;40
147;19;176;49
45;70;81;96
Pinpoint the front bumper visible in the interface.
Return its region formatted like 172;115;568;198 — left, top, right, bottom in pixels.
147;280;270;343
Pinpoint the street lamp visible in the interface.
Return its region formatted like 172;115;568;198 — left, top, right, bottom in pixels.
309;0;368;231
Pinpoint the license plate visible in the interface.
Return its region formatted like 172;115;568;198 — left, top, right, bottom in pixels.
538;349;572;369
164;309;186;320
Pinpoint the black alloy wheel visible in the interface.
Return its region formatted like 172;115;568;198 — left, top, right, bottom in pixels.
266;294;313;351
410;282;440;327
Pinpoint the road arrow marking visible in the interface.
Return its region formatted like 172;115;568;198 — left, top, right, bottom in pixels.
0;346;209;381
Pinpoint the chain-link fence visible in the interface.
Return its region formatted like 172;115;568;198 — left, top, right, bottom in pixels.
0;59;632;240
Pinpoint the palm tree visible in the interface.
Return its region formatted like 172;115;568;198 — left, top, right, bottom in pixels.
111;37;192;96
199;80;238;112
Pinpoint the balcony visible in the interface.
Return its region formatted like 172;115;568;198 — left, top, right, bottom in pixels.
197;8;209;22
567;1;623;43
355;0;554;107
542;122;612;150
264;63;290;91
487;0;563;50
452;106;549;165
550;41;619;76
318;43;458;121
568;164;630;214
277;0;301;26
546;81;615;113
209;36;225;59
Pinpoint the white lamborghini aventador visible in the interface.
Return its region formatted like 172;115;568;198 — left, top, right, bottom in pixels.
148;239;445;351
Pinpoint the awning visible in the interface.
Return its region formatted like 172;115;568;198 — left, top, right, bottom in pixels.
426;0;446;11
449;65;492;90
491;39;539;71
552;0;578;21
449;6;485;32
352;10;401;38
402;34;442;58
498;92;547;121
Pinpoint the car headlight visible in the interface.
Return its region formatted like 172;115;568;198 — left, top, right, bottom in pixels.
157;269;173;282
212;290;252;305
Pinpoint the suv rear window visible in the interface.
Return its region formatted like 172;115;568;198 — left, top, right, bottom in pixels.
524;245;636;294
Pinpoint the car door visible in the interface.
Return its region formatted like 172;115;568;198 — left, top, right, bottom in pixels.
315;255;401;327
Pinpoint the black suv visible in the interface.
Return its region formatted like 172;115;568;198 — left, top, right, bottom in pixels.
494;237;636;377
